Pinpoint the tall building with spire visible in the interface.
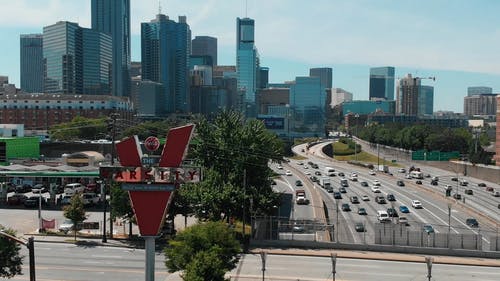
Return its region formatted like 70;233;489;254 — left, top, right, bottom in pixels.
236;17;259;115
91;0;131;97
141;14;191;114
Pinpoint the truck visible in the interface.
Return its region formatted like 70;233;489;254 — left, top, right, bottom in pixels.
319;177;331;189
295;190;310;205
324;166;336;176
378;165;389;173
410;171;424;179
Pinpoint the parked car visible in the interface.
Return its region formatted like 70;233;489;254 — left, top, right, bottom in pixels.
15;184;32;193
341;203;351;212
358;208;367;215
423;224;434;234
466;218;479;227
85;183;99;193
64;183;85;195
309;176;318;182
7;194;28;205
387;208;399;217
58;219;82;234
350;196;360;204
31;183;48;194
81;193;101;206
397;180;405;186
411;200;423;209
23;196;47;208
375;196;386;204
354;222;365;232
386;194;396;201
399;205;410;213
60;195;73;205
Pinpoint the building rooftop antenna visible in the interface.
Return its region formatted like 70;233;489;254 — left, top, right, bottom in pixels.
245;0;248;17
158;0;162;15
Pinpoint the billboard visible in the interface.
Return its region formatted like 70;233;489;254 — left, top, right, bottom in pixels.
258;117;285;130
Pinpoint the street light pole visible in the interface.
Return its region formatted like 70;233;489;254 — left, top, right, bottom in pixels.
447;202;452;248
335;199;339;243
330;253;337;281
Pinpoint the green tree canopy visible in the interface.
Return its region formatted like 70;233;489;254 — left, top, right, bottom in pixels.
164;221;241;281
49;116;107;141
0;225;23;279
63;194;87;240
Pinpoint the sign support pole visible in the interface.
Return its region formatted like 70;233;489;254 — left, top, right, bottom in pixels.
145;236;156;281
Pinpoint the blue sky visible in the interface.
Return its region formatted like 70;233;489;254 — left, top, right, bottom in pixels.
1;0;500;113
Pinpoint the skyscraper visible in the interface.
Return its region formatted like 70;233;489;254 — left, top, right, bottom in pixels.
20;34;44;93
309;67;332;89
91;0;131;97
396;74;420;115
369;66;395;100
290;76;325;137
141;14;191;114
43;21;112;95
192;36;217;66
236;17;259;106
463;94;497;116
495;95;500;166
418;85;434;115
467;86;492;96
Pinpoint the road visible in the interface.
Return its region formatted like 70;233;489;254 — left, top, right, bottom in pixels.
277;141;500;250
11;242;168;281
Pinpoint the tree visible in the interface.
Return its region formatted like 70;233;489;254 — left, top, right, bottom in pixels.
109;183;135;237
164;221;241;281
0;225;23;279
63;194;87;241
50;116;107;141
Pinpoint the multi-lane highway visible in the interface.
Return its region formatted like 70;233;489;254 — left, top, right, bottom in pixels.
271;141;500;251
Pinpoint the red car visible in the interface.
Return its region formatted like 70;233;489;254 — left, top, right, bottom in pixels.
7;194;28;205
486;186;494;192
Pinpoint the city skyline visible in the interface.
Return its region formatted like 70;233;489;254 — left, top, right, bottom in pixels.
1;0;500;112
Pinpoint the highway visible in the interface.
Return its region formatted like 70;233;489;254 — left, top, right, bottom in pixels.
271;141;500;251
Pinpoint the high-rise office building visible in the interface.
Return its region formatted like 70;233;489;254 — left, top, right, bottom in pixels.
236;17;259;106
418;85;434;115
331;88;353;107
191;36;217;66
495;95;500;166
464;94;497;116
309;67;332;89
141;14;191;114
290;76;325;136
258;67;269;89
467;86;492;97
91;0;131;97
20;34;44;93
396;74;420;115
43;21;112;95
369;66;395;100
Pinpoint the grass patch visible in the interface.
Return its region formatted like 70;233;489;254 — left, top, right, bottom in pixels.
334;151;399;166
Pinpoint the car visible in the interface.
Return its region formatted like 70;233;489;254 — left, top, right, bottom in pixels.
81;193;101;206
423;224;435;234
431;176;439;181
460;180;468;186
451;177;458;181
314;171;321;176
478;183;486;187
85;183;99;193
60;195;73;205
350;196;359;204
354;222;365;232
326;186;334;193
453;193;462;200
7;194;28;205
415;180;422;184
387;208;399;217
411;200;423;209
430;180;438;186
361;195;370;201
369;170;376;175
339;186;347;193
277;165;283;170
58;219;82;234
91;139;112;144
341;203;351;212
493;191;500;197
305;171;311;175
303;166;309;169
333;192;342;199
358;208;367;215
309;176;318;182
386;194;396;201
375;196;386;204
23;196;47;208
398;168;406;173
371;186;381;193
399;205;410;213
311;164;319;169
295;180;303;186
405;174;412;179
373;180;381;186
398;216;409;225
31;183;48;193
338;172;345;177
425;174;431;178
292;224;305;232
466;218;479;227
15;184;32;193
285;170;292;176
360;181;368;187
464;189;473;195
64;183;85;195
397;180;405;186
486;186;494;192
297;162;304;165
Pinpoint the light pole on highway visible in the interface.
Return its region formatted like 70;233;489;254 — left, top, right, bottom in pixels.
354;114;359;162
330;253;337;281
335;198;339;243
425;256;433;281
447;202;452;248
260;251;267;281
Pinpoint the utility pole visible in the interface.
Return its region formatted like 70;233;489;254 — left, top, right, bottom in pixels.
108;112;119;239
0;231;36;281
447;202;452;248
260;251;267;281
425;256;433;281
242;168;246;239
330;253;337;281
335;199;339;243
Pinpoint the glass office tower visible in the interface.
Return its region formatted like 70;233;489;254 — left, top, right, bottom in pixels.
290;76;325;137
192;36;217;66
91;0;131;97
418;85;434;116
141;14;191;114
43;21;112;95
369;66;395;100
309;67;332;89
236;17;259;107
20;34;44;93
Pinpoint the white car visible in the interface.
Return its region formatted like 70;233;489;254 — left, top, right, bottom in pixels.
405;174;412;179
277;165;283;170
373;180;381;186
398;168;406;173
361;195;370;201
369;170;376;175
285;170;292;176
305;171;311;175
371;186;381;193
411;200;423;209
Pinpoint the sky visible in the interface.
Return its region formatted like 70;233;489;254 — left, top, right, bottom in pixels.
1;0;500;113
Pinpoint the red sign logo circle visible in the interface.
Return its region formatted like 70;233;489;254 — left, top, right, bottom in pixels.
144;136;160;152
